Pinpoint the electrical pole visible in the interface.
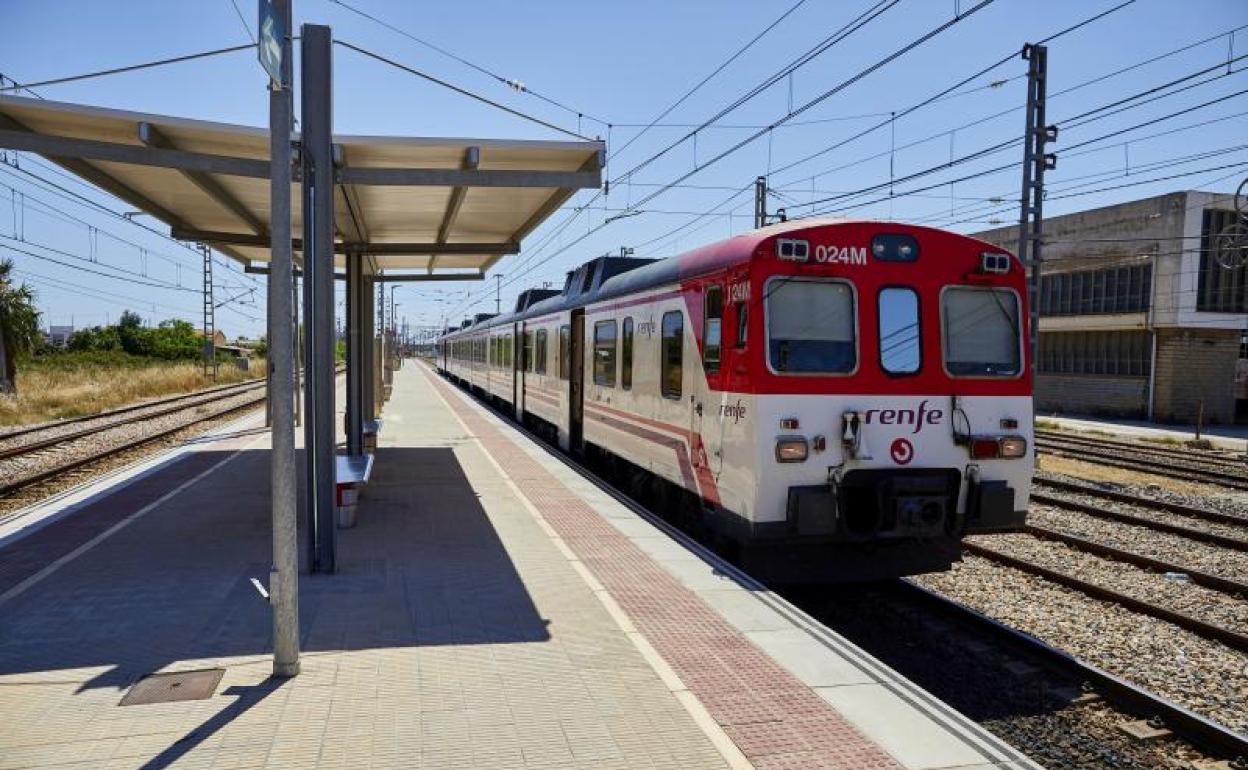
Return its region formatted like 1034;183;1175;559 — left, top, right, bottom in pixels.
266;0;299;677
495;273;504;314
1017;43;1055;384
754;175;767;229
201;243;216;380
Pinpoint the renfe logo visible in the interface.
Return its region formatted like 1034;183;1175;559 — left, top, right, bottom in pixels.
890;438;914;465
814;244;868;265
863;400;943;435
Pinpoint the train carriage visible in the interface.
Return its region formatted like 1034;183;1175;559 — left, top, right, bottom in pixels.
439;219;1033;582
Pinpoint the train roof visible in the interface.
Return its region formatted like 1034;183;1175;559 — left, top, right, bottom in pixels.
442;218;1007;338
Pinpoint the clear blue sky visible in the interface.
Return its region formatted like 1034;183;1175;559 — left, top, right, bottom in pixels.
4;0;1246;338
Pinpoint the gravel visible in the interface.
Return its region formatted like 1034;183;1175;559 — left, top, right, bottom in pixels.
1037;469;1248;522
0;389;265;490
916;556;1248;735
1029;503;1248;583
969;532;1248;635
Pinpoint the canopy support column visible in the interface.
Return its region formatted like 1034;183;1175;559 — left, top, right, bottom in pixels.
363;273;376;425
300;24;336;574
345;252;364;457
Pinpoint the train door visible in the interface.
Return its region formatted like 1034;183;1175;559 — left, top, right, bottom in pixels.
516;322;527;421
569;309;585;452
511;323;520;411
698;284;725;478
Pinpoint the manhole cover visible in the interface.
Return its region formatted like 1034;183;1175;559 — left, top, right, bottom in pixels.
119;668;225;706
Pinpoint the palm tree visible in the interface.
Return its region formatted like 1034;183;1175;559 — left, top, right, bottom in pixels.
0;258;41;394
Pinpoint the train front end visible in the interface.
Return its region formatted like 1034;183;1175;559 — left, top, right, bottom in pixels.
728;222;1033;582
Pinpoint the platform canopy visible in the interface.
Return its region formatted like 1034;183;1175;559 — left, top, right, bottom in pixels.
0;94;603;276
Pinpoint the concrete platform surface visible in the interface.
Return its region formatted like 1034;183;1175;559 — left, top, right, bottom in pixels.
0;365;1038;769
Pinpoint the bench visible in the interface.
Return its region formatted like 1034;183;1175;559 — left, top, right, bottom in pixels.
335;453;374;529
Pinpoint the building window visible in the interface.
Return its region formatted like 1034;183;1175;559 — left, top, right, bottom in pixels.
1198;208;1248;313
879;287;920;375
703;286;723;375
1040;263;1151;317
1038;330;1149;377
535;329;548;374
558;325;570;380
593;320;617;387
661;311;683;399
621;317;634;390
766;278;856;374
942;287;1021;377
734;302;748;349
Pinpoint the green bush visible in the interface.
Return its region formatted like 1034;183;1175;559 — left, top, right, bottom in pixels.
63;311;202;361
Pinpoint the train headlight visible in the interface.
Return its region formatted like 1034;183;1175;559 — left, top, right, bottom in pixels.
999;435;1028;458
775;436;809;463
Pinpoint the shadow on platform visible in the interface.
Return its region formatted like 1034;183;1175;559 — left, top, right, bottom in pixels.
0;446;550;695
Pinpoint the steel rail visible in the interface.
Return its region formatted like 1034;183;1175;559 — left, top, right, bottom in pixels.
1030;491;1248;551
0;377;264;444
1037;439;1248;490
962;541;1248;653
0;393;267;499
1035;429;1247;470
0;381;268;461
1035;476;1248;529
898;580;1248;761
1024;524;1248;595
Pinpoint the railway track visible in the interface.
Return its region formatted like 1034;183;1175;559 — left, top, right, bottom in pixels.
1030;487;1248;552
1036;428;1248;470
1036;476;1248;528
1036;433;1248;491
0;379;267;462
0;388;268;501
436;366;1248;768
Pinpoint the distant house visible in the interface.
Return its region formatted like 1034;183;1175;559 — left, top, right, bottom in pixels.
44;325;74;348
196;329;228;348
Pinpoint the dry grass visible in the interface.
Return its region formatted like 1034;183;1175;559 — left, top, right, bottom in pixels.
0;359;263;426
1038;454;1220;496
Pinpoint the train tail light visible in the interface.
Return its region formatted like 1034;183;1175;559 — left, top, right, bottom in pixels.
968;435;1028;459
969;437;1001;459
776;436;809;463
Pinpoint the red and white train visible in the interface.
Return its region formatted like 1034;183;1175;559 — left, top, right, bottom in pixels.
437;219;1033;581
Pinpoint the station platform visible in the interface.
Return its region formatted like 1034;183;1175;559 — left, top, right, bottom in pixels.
1040;414;1248;453
0;365;1037;770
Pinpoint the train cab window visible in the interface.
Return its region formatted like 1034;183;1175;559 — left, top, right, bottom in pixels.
703;286;723;374
878;287;920;375
621;317;634;390
765;278;856;374
661;311;683;399
734;302;748;349
593;320;617;387
558;325;570;380
535;329;548;374
942;287;1021;377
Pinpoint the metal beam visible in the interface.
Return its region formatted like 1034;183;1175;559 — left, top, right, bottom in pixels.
138;122;267;235
372;272;486;282
507;153;603;248
430;146;479;274
171;227;519;255
301;24;336;574
336;166;600;188
333;145;369;244
0;128;271;178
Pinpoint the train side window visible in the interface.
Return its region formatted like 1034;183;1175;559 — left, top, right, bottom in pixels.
703;286;723;374
558;325;570;380
879;287;920;375
734;302;748;349
535;329;548;375
661;311;683;399
593;320;617;387
621;317;634;390
942;287;1021;377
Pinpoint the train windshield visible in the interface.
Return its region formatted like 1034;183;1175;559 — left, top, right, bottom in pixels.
942;287;1021;376
766;278;856;374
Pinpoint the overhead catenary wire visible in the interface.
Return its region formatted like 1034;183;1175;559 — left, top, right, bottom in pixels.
0;43;257;93
325;0;610;127
333;40;595;141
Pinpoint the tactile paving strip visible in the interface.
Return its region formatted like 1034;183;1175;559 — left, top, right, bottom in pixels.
429;371;903;770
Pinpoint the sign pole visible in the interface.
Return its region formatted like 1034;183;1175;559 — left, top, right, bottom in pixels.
264;0;300;677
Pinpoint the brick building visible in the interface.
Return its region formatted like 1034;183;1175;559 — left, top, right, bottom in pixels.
974;190;1248;425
